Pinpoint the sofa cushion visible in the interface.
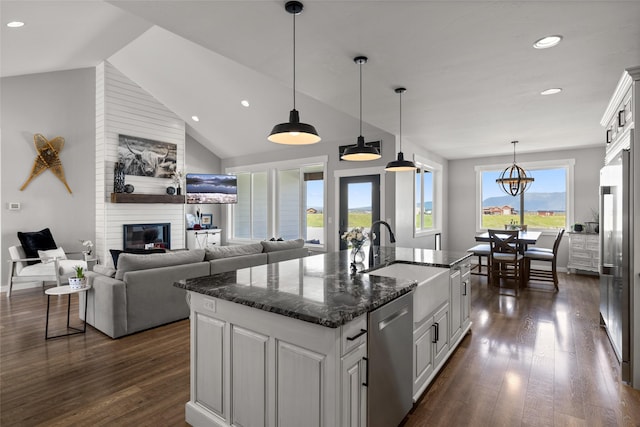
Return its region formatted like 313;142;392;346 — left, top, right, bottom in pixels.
110;248;166;268
209;253;268;274
115;249;205;280
205;243;263;260
266;247;308;264
261;239;304;252
93;264;116;278
38;247;67;263
18;228;57;265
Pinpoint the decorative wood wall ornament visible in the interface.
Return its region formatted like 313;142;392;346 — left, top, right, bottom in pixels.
20;134;72;193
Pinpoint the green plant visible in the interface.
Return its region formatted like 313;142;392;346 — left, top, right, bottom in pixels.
74;265;85;279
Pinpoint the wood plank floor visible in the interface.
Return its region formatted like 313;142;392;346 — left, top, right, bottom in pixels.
2;273;640;426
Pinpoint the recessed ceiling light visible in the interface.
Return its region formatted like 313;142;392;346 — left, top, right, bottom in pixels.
7;21;25;28
540;88;562;96
191;115;200;122
240;100;250;107
533;35;563;49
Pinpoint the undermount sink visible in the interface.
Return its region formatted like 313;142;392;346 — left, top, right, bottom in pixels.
367;262;449;323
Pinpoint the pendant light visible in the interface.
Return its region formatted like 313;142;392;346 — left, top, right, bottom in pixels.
385;87;417;171
496;140;534;196
341;56;381;161
268;1;321;145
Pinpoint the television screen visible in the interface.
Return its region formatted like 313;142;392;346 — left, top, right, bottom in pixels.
123;223;171;250
186;173;238;204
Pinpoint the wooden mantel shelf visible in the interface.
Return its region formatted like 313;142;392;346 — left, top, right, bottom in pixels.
110;193;185;204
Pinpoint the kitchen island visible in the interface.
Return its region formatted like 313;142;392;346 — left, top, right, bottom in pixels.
175;247;471;427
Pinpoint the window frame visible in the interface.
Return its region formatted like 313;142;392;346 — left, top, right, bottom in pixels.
474;158;575;234
414;155;443;238
226;156;328;249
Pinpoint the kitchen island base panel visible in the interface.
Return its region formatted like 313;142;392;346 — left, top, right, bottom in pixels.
188;293;347;427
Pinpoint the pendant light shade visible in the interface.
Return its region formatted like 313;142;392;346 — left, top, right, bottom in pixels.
496;140;534;196
341;56;381;161
385;87;417;171
268;1;320;145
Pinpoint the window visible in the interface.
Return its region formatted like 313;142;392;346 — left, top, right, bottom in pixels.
233;171;268;240
414;156;441;235
415;167;433;231
229;157;327;246
477;160;574;230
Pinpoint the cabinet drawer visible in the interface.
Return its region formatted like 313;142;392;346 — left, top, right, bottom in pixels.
569;257;593;267
585;240;600;252
341;314;367;356
570;234;586;248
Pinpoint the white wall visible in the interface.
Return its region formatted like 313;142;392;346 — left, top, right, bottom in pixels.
447;145;605;268
185;133;223;238
1;68;96;293
96;62;186;265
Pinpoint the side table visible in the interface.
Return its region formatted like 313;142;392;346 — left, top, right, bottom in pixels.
45;285;91;340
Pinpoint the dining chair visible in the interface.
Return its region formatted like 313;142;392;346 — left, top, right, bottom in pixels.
467;243;491;280
488;229;523;296
523;228;565;291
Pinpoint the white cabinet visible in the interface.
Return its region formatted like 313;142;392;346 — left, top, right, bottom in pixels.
449;261;471;348
187;292;365;427
340;342;367;427
413;302;449;398
601;66;639;164
567;232;599;273
186;229;221;250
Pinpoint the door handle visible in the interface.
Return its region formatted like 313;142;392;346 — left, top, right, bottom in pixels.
463;281;468;296
362;357;368;387
346;329;367;341
432;323;438;343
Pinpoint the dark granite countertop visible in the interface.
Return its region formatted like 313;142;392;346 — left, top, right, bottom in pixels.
175;247;472;328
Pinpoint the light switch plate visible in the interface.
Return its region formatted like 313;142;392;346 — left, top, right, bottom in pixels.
8;202;20;210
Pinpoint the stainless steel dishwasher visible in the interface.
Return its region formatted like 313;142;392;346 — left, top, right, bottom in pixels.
368;291;414;427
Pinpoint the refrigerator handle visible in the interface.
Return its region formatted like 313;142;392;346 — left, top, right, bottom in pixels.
600;185;611;275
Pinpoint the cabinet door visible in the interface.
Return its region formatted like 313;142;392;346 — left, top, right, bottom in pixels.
341;343;367;427
461;272;471;328
412;319;434;395
449;268;462;344
231;325;269;427
194;312;226;418
433;304;449;367
276;341;325;427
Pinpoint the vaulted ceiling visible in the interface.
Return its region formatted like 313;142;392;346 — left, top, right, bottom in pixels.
2;1;639;160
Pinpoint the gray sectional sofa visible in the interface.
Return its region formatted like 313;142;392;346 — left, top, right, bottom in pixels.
82;240;307;338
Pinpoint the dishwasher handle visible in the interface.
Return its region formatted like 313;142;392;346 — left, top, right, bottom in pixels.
378;307;410;331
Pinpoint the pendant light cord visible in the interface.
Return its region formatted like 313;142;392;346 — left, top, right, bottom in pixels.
399;90;403;151
359;61;363;136
292;12;296;110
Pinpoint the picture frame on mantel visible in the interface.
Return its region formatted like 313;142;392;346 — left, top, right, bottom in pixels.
200;214;213;229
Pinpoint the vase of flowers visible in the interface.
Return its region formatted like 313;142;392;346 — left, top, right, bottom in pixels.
341;227;368;263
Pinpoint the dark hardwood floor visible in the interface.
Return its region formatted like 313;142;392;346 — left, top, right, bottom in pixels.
2;273;639;426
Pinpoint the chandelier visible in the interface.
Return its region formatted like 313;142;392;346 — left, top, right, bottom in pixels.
496;140;534;196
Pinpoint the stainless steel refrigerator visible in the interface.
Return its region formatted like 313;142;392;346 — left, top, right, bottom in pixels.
600;144;632;382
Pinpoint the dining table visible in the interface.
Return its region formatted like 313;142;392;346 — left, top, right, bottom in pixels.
475;230;542;252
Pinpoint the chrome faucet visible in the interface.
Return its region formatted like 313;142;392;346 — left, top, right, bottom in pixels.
369;220;396;267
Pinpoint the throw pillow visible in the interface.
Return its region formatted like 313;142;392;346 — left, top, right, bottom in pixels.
260;239;304;252
109;248;166;268
204;243;263;260
17;228;57;265
38;247;67;264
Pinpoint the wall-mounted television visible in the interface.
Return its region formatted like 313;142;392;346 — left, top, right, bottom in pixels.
123;223;171;250
186;173;238;204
